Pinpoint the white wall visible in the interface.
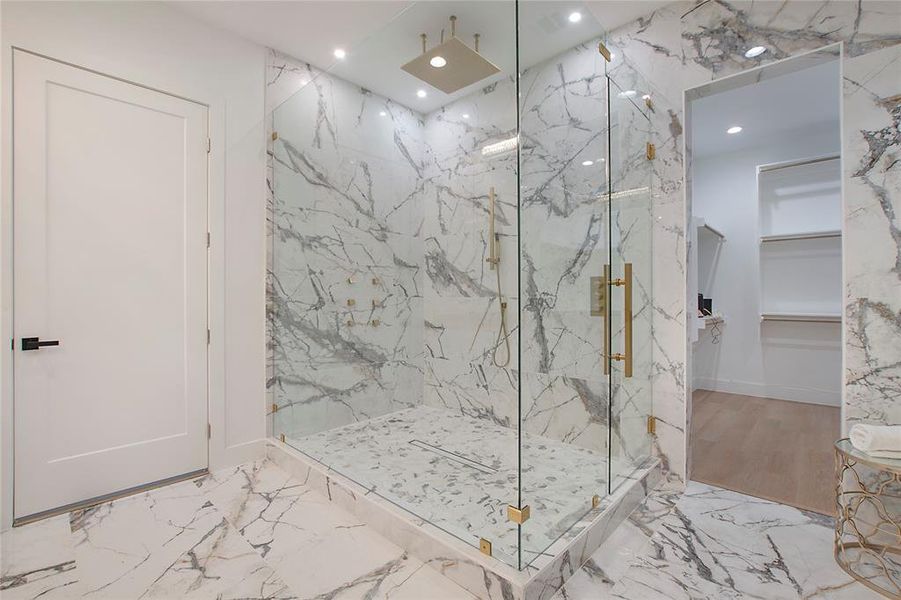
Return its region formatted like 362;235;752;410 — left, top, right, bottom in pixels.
1;1;268;528
691;127;842;406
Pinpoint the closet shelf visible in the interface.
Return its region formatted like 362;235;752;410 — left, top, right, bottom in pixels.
760;230;841;243
760;312;841;323
702;314;724;327
700;223;726;241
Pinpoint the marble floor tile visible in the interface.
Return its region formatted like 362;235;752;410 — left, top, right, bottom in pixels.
554;481;881;600
0;514;78;599
287;405;637;567
2;459;477;600
202;459;478;599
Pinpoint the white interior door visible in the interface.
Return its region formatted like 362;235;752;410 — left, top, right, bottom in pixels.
13;51;209;519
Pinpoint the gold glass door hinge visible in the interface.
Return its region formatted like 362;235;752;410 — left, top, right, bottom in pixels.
646;143;656;160
479;538;492;556
592;494;601;509
647;416;657;435
507;504;531;524
598;41;611;62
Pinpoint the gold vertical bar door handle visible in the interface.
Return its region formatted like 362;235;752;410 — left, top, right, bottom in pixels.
624;262;633;378
603;264;610;376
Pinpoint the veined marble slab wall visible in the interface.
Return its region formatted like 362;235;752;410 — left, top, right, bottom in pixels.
602;0;901;481
266;50;426;438
420;42;656;471
420;81;521;430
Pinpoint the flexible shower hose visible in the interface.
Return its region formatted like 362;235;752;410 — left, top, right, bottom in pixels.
492;235;511;368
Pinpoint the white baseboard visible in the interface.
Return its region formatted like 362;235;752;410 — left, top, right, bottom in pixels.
692;377;841;407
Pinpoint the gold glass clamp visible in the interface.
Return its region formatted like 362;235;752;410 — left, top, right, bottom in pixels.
506;504;531;524
479;538;492;556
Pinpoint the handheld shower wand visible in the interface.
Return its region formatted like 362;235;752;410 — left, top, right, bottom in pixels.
486;187;511;368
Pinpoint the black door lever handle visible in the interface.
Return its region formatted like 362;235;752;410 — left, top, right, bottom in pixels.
22;337;60;351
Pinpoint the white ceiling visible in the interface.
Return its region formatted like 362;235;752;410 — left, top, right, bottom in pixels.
169;0;669;113
691;59;841;158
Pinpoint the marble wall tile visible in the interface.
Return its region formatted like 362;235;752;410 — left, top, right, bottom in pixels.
267;49;426;438
603;0;901;481
842;43;901;430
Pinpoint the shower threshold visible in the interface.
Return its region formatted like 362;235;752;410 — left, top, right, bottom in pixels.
268;406;660;600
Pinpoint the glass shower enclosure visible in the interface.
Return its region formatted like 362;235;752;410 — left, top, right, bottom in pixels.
269;0;653;570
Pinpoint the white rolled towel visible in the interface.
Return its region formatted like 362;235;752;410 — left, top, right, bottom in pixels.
849;424;901;458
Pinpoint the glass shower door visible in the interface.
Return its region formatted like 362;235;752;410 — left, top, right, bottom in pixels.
516;1;612;569
606;73;654;490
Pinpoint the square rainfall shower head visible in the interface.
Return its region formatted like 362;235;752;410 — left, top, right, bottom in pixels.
401;37;500;95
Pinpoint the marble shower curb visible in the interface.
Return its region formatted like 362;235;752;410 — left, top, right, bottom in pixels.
266;440;660;600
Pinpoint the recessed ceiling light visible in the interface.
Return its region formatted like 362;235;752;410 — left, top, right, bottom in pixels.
618;90;637;98
416;89;427;99
462;114;470;119
727;125;743;134
430;56;447;68
568;12;582;23
581;160;594;166
379;111;387;117
744;46;766;58
333;48;346;60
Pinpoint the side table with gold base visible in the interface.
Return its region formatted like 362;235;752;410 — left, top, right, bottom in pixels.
834;438;901;599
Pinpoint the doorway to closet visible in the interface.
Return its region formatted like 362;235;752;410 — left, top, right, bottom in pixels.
685;48;842;515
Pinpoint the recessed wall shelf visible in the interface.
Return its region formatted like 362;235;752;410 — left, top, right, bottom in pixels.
760;312;841;323
760;230;841;243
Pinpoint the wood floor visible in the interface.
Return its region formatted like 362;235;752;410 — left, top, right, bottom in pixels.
690;389;840;515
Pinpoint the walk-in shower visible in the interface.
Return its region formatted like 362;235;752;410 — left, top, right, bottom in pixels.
268;0;655;573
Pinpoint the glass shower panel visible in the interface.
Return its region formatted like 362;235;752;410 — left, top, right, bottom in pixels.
606;73;654;490
517;2;610;569
269;0;522;568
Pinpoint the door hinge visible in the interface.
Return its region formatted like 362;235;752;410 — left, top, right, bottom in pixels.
646;143;656;160
207;423;212;438
207;232;211;248
207;329;211;344
207;138;211;153
598;41;611;62
647;415;657;435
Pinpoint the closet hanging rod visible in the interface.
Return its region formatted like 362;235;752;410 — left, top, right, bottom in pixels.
760;230;841;242
700;223;726;241
760;312;841;323
758;154;840;173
